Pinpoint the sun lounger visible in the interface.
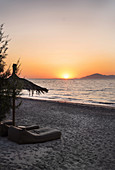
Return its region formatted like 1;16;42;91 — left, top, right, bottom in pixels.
8;126;61;144
18;125;39;130
0;120;39;137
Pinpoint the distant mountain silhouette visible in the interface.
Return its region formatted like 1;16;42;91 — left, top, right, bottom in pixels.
80;73;115;79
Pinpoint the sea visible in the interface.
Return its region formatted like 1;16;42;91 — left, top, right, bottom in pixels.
21;79;115;107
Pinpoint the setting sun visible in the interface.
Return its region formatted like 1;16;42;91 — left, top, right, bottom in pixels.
63;74;70;79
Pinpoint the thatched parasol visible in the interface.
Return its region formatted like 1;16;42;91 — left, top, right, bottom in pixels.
7;64;48;126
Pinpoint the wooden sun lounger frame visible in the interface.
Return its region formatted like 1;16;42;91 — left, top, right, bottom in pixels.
0;120;39;137
8;126;61;144
0;120;61;144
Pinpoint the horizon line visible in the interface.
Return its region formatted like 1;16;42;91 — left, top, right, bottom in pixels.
26;73;115;80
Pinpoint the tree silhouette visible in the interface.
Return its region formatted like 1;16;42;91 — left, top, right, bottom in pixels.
0;24;11;121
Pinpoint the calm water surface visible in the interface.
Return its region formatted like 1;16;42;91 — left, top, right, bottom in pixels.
22;79;115;107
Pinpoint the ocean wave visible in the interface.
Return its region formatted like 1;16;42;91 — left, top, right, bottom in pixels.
48;96;60;99
55;89;64;91
63;94;72;96
89;100;115;105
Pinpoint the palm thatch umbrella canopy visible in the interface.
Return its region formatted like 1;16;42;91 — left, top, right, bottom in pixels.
8;64;48;94
7;64;48;126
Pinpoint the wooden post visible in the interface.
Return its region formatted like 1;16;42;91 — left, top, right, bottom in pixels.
12;64;17;126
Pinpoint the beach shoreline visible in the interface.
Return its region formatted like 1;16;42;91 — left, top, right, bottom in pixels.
20;97;115;114
0;97;115;169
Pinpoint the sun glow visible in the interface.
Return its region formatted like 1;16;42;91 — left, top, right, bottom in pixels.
62;74;70;79
59;71;76;79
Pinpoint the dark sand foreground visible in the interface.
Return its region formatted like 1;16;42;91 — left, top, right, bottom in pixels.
0;98;115;170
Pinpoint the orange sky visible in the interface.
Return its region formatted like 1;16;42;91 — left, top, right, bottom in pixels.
1;0;115;79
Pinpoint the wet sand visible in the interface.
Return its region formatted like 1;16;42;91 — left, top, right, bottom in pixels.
0;98;115;170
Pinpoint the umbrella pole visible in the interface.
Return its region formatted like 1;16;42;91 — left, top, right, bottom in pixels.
12;89;15;126
12;64;17;126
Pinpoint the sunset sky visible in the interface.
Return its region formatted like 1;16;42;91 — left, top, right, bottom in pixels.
0;0;115;78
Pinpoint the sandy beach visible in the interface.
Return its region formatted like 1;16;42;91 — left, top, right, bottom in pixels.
0;98;115;170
